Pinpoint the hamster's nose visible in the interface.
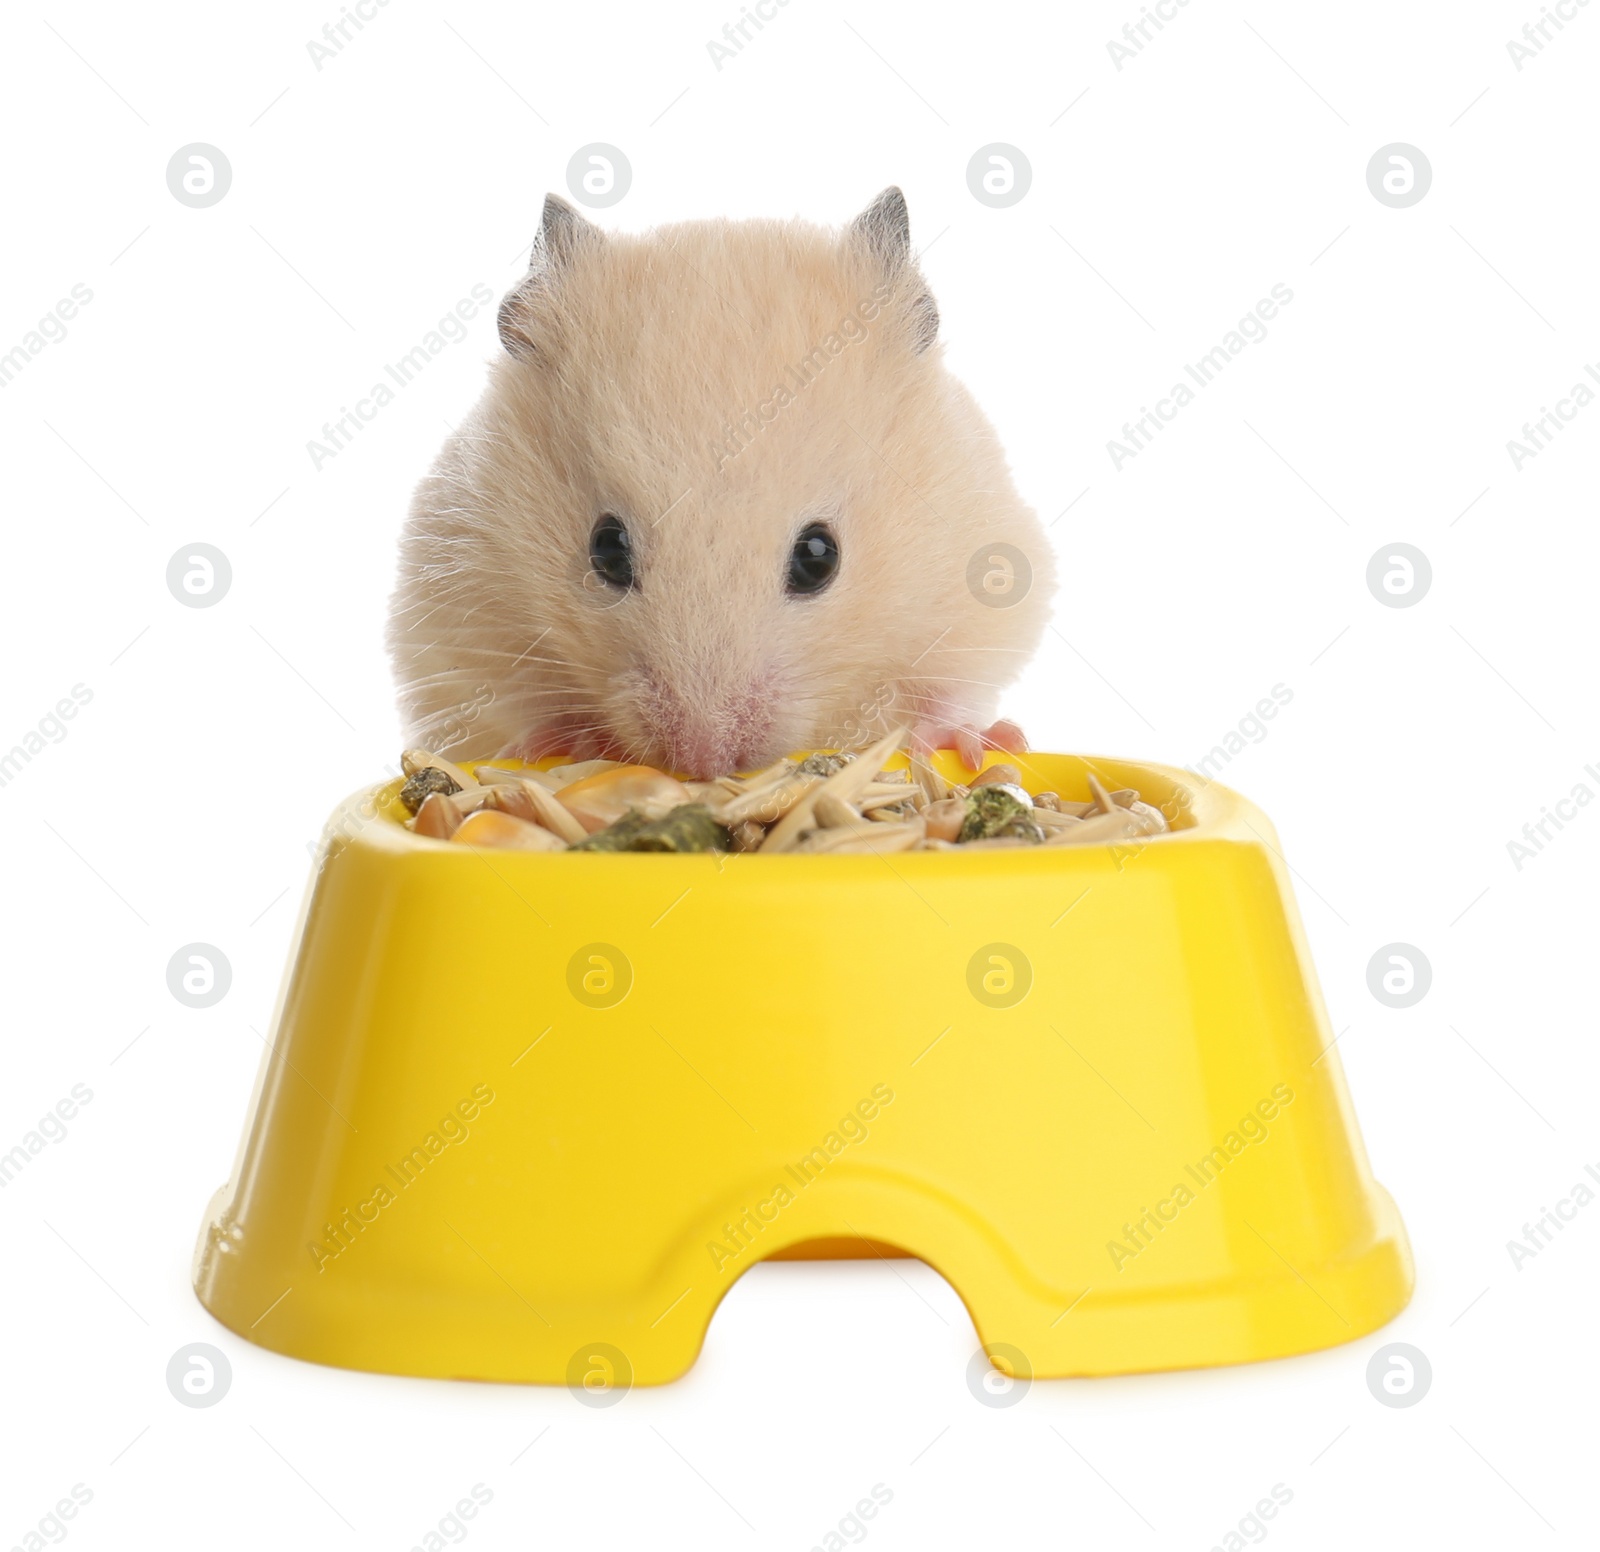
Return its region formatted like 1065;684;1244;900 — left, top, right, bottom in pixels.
641;674;776;779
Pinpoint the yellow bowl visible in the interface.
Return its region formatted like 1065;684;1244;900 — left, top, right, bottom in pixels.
193;751;1412;1385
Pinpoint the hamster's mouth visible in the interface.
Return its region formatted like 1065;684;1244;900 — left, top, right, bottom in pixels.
496;718;783;782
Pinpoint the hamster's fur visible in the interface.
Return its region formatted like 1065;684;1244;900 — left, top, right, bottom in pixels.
388;187;1054;778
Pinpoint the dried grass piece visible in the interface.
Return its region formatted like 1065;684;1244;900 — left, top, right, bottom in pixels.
1030;806;1086;831
908;754;949;805
570;804;730;853
735;756;797;787
760;729;907;852
684;777;743;804
813;794;860;829
715;772;821;826
858;789;917;815
544;759;625;788
791;818;925;854
867;801;917;822
1045;805;1165;845
472;765;521;786
502;778;589;844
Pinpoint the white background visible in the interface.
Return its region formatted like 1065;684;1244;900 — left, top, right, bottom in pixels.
2;1;1596;1548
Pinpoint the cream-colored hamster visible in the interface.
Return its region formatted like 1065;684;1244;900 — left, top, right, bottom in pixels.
387;187;1054;778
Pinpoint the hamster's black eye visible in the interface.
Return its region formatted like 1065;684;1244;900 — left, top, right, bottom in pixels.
787;523;840;596
589;514;634;590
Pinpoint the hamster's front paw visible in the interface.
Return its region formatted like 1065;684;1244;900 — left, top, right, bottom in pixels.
909;717;1028;772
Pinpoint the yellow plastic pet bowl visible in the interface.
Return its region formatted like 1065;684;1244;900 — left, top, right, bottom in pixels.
193;751;1412;1385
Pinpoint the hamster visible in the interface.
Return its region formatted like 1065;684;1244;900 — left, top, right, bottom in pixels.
387;186;1055;779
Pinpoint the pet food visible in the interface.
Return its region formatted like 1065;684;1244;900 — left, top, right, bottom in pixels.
394;732;1171;855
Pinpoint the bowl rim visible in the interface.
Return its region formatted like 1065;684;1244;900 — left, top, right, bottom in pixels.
326;751;1264;866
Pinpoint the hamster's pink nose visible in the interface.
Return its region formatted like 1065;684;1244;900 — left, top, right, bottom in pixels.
641;676;776;779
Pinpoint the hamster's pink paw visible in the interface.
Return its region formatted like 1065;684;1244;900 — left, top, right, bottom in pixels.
909;718;1028;772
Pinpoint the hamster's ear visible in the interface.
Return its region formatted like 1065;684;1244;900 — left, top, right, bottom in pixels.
846;186;939;354
498;194;602;361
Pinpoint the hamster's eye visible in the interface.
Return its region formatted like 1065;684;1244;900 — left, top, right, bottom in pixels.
787;523;840;596
589;514;635;590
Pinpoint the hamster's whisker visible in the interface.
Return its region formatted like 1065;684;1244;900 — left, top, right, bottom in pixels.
905;674;1010;692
